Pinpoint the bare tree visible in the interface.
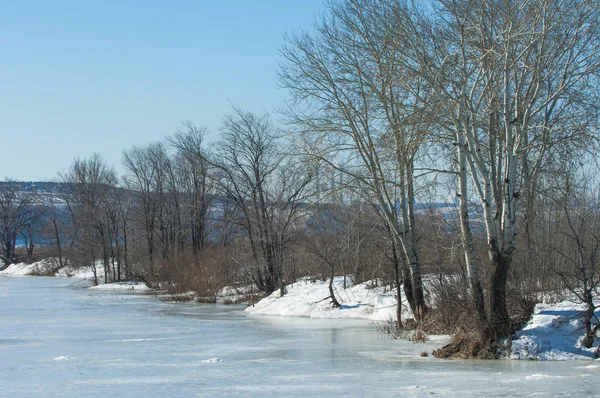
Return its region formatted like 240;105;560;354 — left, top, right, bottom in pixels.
169;122;213;256
123;145;158;275
63;154;118;284
211;107;313;295
356;0;600;339
19;197;43;264
279;0;432;321
0;179;33;265
544;165;600;351
42;190;73;269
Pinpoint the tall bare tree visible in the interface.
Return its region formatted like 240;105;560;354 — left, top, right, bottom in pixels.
212;107;313;295
0;180;33;265
63;154;118;284
279;0;432;320
370;0;600;337
169;122;213;256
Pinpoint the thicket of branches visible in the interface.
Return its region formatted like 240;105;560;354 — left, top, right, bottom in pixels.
2;0;600;355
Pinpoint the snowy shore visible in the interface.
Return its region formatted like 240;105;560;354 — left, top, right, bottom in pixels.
245;276;600;360
510;300;600;360
2;260;598;360
0;259;150;293
244;276;409;322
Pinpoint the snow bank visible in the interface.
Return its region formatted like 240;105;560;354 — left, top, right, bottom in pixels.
245;276;412;322
58;265;106;280
89;281;151;292
511;300;600;360
218;285;255;297
0;259;109;280
0;259;57;276
216;284;259;303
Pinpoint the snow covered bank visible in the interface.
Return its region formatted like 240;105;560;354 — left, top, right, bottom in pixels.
249;276;600;361
0;259;57;276
89;281;151;292
0;259;113;282
245;276;412;322
0;260;150;293
511;300;600;360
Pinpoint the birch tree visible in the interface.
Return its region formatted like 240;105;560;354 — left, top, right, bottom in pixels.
279;0;432;321
377;0;600;337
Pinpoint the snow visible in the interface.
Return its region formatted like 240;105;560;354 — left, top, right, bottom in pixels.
56;264;101;280
511;300;600;360
4;258;600;362
54;356;75;361
0;260;146;291
216;284;257;303
0;259;56;276
3;276;600;397
250;276;600;361
0;259;107;281
89;281;150;292
200;357;223;363
245;276;412;322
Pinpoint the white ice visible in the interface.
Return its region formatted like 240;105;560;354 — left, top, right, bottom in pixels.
2;276;599;397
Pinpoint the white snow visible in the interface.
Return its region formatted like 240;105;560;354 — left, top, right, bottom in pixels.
88;281;150;292
510;300;600;360
55;260;109;281
0;259;56;276
5;258;600;362
200;358;223;363
0;260;147;292
216;284;259;303
520;373;567;380
0;259;108;281
250;276;600;361
53;356;75;361
4;274;600;397
245;276;412;322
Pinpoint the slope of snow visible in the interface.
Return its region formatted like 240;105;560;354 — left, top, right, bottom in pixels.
245;276;412;322
0;259;110;282
0;259;56;276
511;300;600;360
9;276;600;397
89;281;151;292
56;262;107;281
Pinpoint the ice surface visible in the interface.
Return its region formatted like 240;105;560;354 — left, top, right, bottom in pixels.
1;276;599;397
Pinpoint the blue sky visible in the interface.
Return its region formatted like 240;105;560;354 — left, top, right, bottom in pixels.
0;0;325;181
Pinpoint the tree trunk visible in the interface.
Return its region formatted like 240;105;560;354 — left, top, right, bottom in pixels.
488;247;511;338
582;290;596;349
457;138;487;327
391;243;403;329
329;264;341;308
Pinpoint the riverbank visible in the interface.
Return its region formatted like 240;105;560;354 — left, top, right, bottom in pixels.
0;259;104;280
244;276;600;360
5;276;598;397
244;276;407;322
2;260;599;360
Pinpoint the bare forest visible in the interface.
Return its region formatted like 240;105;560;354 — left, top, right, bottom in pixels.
2;0;600;356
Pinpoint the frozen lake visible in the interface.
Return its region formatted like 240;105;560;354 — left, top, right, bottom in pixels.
1;277;598;397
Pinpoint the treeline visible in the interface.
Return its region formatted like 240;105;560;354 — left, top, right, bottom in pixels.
2;0;600;354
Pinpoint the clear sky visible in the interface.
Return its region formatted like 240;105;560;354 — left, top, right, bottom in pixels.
0;0;325;181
